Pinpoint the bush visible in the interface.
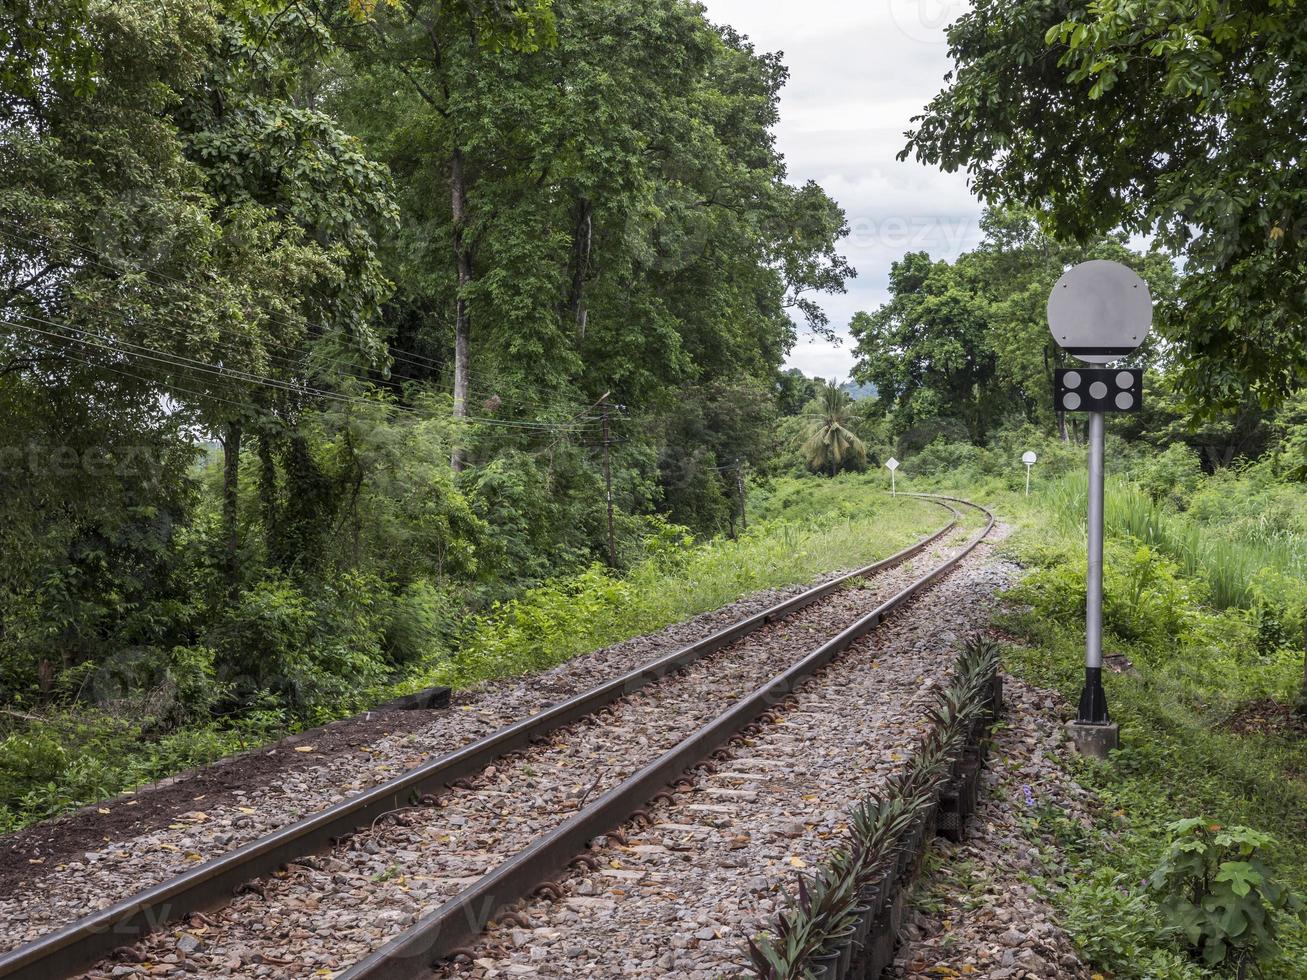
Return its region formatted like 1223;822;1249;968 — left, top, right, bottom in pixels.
1137;444;1205;510
1009;540;1191;646
382;578;459;666
905;439;983;478
1147;819;1304;972
212;574;390;717
0;728;66;806
1062;869;1201;980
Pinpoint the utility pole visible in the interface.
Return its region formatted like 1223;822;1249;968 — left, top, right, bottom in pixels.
600;393;615;567
735;459;747;532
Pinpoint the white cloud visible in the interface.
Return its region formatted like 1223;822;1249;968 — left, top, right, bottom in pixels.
700;0;983;379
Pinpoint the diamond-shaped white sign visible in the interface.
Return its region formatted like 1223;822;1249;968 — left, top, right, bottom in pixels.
885;458;900;471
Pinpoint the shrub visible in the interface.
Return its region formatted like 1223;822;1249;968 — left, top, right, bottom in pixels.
0;728;66;806
1062;869;1201;980
382;578;459;666
1147;819;1304;973
1137;444;1205;510
906;438;983;478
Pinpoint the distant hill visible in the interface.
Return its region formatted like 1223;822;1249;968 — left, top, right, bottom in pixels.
840;380;877;401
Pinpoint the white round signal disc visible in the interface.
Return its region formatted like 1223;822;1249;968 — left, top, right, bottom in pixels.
1047;260;1152;364
1022;451;1037;465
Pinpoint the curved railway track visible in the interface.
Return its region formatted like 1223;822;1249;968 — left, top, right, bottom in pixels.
0;494;992;980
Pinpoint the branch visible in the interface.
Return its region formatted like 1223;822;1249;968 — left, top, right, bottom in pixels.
3;261;57;304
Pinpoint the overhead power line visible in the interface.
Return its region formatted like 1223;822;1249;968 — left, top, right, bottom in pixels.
3;314;606;433
0;222;612;416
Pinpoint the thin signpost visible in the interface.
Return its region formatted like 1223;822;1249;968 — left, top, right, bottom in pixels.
886;457;900;496
1022;451;1037;496
599;393;615;567
1047;260;1151;759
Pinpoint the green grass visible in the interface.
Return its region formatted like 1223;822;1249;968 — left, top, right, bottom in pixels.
968;470;1307;978
1041;471;1305;615
1;484;946;834
416;487;947;688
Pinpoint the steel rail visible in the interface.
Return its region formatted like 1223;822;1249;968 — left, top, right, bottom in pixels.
340;496;995;980
0;498;961;980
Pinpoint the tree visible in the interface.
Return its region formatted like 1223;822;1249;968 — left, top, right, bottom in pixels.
801;381;867;477
850;252;1005;446
776;368;818;417
851;209;1176;446
332;0;853;502
902;0;1307;412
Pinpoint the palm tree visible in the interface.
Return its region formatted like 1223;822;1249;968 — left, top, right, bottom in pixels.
801;380;867;477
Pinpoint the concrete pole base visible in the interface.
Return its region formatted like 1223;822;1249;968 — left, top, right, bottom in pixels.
1068;721;1120;760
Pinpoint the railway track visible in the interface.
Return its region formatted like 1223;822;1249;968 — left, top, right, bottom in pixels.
0;494;992;980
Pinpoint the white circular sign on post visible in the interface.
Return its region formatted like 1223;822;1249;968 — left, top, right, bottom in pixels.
885;458;900;471
1022;451;1037;465
1047;260;1152;364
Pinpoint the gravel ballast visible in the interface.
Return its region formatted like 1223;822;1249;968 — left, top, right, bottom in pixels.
42;522;986;975
432;528;1017;979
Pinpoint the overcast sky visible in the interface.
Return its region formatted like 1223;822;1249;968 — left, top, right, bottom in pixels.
700;0;981;382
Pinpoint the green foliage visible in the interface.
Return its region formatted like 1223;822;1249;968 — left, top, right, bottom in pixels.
987;455;1307;978
850;250;1004;446
850;209;1176;446
1061;870;1201;980
1137;444;1205;510
1271;393;1307;482
425;493;943;689
1147;819;1303;971
382;578;458;666
903;0;1307;411
800;381;867;477
0;0;862;829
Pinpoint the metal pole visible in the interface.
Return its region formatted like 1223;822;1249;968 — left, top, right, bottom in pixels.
601;397;615;567
1079;411;1110;724
736;460;747;531
891;469;896;497
1025;465;1031;497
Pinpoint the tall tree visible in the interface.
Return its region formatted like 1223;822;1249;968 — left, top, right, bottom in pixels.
850;252;1004;446
335;0;556;471
801;381;866;477
902;0;1307;412
333;0;853;477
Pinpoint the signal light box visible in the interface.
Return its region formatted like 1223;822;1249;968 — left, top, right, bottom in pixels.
1054;368;1142;414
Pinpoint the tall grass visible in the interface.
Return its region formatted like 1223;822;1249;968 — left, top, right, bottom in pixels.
1044;472;1304;612
421;493;946;688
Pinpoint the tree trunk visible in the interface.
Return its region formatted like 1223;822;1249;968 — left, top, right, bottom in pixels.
566;198;593;339
1057;410;1069;443
222;419;243;592
450;147;473;473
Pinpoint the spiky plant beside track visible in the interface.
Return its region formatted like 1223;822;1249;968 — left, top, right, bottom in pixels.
746;633;1001;979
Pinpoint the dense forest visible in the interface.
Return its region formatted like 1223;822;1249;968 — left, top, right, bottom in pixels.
2;0;1305;860
1;0;854;735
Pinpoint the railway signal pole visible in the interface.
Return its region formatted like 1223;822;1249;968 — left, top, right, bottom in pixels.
1047;260;1152;760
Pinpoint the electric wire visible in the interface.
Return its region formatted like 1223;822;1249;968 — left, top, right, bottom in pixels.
4;314;606;433
0;222;624;417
